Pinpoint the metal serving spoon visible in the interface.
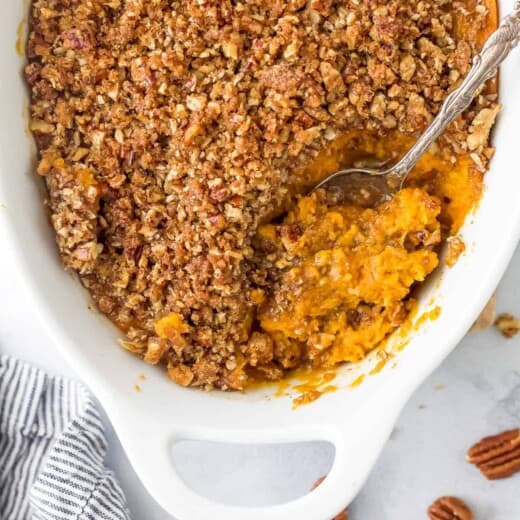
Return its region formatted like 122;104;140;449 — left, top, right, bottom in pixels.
314;2;520;207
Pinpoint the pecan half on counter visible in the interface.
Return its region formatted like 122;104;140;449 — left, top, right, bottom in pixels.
427;496;473;520
467;428;520;480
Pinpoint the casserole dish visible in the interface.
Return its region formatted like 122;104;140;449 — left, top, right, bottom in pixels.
1;1;519;518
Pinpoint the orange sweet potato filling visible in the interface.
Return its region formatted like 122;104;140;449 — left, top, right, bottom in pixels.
256;122;490;369
258;187;441;367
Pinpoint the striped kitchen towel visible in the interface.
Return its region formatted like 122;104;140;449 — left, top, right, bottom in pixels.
0;355;131;520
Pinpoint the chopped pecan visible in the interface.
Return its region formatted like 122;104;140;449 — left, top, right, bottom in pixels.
30;119;55;134
467;428;520;480
246;332;274;367
399;54;416;82
467;105;501;151
495;313;520;338
427;496;473;520
167;363;194;387
320;62;345;95
143;337;169;365
118;339;144;354
309;0;332;16
445;236;465;267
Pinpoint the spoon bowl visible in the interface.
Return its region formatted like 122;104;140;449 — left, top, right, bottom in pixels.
313;168;399;208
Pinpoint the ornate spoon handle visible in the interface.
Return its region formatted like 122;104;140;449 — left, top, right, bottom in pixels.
391;1;520;181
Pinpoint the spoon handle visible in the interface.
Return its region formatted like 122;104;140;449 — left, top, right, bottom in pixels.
391;2;520;181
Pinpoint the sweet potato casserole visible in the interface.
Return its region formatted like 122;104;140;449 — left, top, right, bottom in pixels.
26;0;498;390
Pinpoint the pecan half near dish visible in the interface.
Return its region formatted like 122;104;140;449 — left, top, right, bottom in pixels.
311;477;348;520
466;428;520;480
427;496;473;520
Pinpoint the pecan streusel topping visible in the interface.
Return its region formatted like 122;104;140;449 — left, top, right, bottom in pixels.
26;0;497;389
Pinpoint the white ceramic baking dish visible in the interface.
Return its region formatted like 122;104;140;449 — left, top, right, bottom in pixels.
1;2;519;519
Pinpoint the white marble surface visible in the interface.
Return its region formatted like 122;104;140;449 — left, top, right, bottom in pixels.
1;238;520;519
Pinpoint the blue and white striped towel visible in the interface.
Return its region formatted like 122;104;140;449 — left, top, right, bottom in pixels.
0;355;131;520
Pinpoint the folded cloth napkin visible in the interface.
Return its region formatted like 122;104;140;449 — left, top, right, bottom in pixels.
0;355;131;520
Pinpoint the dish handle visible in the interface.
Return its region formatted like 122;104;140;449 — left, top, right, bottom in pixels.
124;405;399;520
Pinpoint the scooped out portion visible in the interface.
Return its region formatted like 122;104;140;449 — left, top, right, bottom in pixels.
255;188;441;371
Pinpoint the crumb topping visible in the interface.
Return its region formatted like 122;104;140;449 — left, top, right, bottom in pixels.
26;0;497;389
